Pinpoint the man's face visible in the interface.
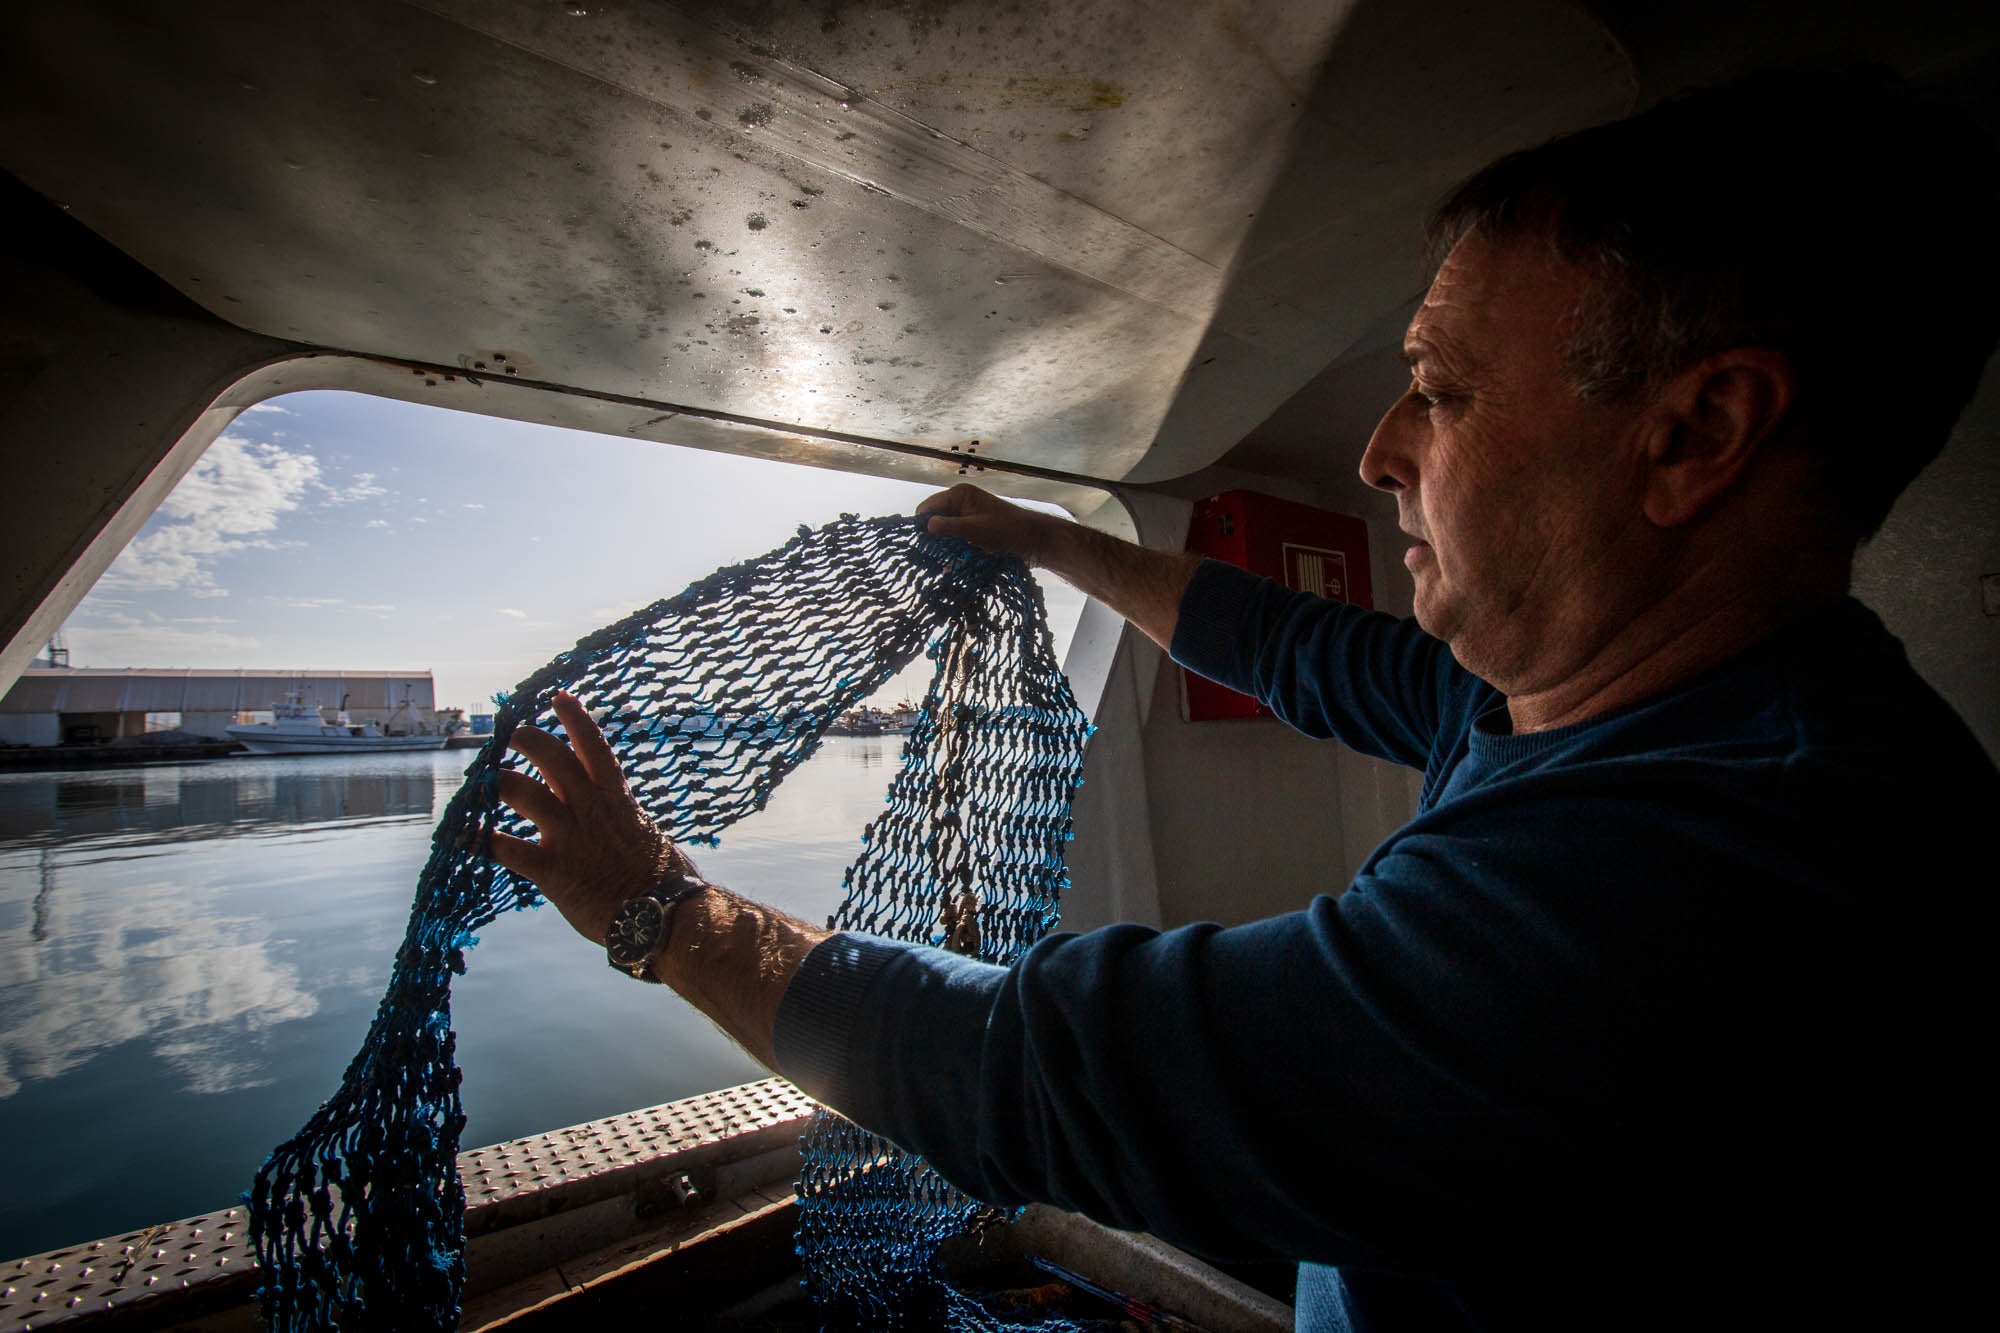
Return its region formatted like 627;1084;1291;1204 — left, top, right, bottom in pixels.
1358;231;1653;685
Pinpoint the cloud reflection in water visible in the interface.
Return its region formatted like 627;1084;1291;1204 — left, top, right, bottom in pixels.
0;757;445;1100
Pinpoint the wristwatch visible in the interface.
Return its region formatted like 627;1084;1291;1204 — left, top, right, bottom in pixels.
605;870;707;983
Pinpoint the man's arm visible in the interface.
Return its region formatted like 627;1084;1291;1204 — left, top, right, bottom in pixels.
491;690;823;1070
916;484;1201;650
921;484;1471;766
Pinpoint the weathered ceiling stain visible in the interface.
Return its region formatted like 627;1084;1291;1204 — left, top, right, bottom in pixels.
0;0;1631;486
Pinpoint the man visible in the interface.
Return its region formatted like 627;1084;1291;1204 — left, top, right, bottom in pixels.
495;70;1996;1328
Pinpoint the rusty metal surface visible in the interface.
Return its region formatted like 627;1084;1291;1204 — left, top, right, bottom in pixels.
0;1078;814;1332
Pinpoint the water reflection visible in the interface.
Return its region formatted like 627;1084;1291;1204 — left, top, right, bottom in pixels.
847;739;890;770
0;755;447;848
0;754;455;1107
0;851;317;1099
0;742;891;1260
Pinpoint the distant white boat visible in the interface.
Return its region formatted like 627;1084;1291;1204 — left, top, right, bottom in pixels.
226;696;447;755
830;703;919;737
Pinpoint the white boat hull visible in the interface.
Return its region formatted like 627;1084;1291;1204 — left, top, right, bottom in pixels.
227;728;447;755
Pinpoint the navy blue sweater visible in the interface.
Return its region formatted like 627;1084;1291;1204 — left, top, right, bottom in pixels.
775;560;1995;1329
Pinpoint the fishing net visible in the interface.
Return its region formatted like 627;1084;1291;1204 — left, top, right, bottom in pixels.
247;513;1093;1331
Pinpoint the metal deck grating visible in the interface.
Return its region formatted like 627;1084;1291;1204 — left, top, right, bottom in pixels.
0;1078;815;1330
0;1211;253;1328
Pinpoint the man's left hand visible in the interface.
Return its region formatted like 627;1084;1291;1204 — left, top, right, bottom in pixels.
490;689;688;947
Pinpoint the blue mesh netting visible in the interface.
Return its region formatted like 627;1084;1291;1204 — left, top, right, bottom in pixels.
248;513;1093;1330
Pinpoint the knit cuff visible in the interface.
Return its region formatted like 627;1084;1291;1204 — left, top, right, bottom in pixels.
1169;558;1262;680
771;932;908;1108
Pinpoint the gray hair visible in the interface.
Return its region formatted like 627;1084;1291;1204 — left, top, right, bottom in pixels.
1427;67;1998;545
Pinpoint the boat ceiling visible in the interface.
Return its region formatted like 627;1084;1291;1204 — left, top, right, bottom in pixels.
1;2;1988;499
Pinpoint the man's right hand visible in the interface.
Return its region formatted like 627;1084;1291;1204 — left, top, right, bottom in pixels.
914;483;1202;651
916;484;1062;567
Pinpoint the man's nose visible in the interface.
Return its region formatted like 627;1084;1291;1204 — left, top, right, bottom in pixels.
1359;404;1412;494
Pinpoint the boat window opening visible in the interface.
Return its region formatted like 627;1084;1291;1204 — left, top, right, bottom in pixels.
0;387;1088;1263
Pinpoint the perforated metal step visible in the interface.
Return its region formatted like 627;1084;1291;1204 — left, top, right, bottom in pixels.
0;1078;815;1331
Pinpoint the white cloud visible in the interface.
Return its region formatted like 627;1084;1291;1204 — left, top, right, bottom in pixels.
324;470;389;506
68;604;144;629
63;622;261;664
241;402;290;415
95;435;320;597
364;519;390;530
462;502;486;510
496;608;528;619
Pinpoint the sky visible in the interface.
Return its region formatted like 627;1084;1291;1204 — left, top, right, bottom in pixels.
61;391;1086;713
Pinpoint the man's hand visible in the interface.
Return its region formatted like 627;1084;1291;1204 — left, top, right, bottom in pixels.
917;483;1202;650
490;689;686;947
916;483;1062;566
488;687;829;1071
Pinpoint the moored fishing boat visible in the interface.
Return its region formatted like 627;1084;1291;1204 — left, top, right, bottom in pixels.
225;696;447;755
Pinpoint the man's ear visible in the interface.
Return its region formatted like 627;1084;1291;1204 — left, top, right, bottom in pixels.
1642;347;1796;528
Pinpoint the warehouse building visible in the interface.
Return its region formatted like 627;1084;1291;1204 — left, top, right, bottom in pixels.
0;668;438;747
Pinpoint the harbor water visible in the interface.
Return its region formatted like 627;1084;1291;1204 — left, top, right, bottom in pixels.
0;739;905;1261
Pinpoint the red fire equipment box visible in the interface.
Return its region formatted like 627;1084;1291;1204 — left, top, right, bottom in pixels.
1181;490;1373;721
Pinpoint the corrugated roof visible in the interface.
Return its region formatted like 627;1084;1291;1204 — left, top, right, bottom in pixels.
0;669;434;714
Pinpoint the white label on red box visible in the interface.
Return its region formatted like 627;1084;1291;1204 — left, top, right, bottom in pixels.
1283;543;1348;601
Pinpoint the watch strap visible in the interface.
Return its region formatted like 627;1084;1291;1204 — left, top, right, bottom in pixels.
654;866;708;906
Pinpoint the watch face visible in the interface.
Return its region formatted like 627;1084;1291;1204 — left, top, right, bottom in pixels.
607;896;667;970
